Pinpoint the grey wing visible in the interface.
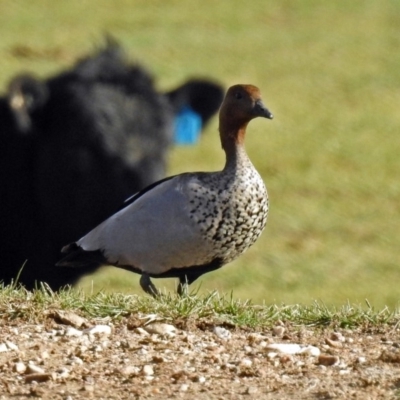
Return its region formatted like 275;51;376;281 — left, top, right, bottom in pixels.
77;175;214;275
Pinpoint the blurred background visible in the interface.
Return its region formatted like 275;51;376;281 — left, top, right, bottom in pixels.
1;0;399;307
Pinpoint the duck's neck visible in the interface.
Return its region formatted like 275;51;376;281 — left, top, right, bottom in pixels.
220;124;251;172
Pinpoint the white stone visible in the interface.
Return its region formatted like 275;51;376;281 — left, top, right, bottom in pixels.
65;327;83;337
300;345;321;357
20;334;30;339
143;323;176;336
5;341;18;351
136;327;150;336
142;364;154;376
179;384;189;392
213;326;231;340
339;369;350;375
120;365;140;376
84;325;112;336
0;343;8;352
240;358;253;367
266;343;302;354
14;362;27;374
266;343;320;356
70;356;84;365
26;364;45;374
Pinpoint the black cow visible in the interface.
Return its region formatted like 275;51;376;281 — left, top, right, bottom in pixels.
0;43;224;290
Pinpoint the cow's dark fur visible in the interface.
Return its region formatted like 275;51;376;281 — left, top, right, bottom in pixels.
0;44;223;289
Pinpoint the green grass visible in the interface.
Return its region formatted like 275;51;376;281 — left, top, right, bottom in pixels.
1;284;399;330
1;1;400;307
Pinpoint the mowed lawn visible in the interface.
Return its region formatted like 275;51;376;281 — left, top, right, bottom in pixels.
1;1;399;307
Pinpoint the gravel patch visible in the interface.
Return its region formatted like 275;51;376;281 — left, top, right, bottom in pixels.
0;312;400;399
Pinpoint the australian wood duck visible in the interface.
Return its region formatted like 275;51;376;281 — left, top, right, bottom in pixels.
57;84;273;296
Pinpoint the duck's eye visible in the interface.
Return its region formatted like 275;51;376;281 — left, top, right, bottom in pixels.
235;92;243;100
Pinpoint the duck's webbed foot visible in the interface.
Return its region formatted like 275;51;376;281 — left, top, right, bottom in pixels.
140;273;159;297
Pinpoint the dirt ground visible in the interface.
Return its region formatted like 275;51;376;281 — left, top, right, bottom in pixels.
0;311;400;399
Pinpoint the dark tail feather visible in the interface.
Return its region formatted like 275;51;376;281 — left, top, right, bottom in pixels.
56;243;107;268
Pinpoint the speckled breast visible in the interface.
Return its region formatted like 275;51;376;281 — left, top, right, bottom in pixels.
186;165;268;264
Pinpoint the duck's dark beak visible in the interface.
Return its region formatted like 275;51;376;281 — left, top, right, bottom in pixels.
253;99;273;119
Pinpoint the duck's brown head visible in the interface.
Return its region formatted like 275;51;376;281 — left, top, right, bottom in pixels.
219;84;273;148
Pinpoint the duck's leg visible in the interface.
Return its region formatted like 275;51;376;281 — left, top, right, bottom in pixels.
140;273;159;297
177;279;188;296
177;274;199;296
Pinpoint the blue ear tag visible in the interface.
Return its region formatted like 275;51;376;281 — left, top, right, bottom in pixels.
174;106;202;145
